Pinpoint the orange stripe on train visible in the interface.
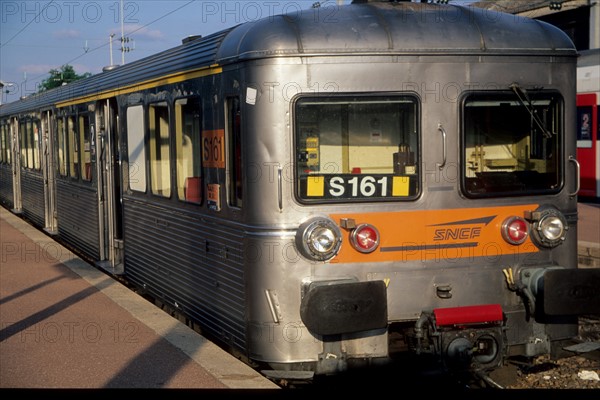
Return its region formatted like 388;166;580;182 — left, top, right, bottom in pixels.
329;204;540;263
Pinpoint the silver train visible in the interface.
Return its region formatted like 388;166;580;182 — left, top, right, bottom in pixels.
1;0;599;381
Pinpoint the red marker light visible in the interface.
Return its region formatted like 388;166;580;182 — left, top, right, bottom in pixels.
350;224;380;253
501;216;528;245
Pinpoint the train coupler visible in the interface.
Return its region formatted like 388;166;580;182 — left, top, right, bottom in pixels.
411;304;506;372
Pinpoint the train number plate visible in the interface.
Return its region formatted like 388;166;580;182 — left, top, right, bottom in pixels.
202;129;225;168
302;174;415;200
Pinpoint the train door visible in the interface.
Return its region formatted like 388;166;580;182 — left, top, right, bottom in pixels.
41;110;58;234
95;98;124;274
10;117;22;214
576;93;599;198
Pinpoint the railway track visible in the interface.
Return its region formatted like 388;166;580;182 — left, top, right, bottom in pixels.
503;316;600;389
271;316;600;390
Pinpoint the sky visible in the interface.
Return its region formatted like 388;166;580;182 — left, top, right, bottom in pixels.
0;0;474;104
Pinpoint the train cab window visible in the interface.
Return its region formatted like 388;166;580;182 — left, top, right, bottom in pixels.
126;105;147;192
175;98;202;204
56;117;67;176
149;102;171;198
79;114;92;182
462;91;562;197
226;97;242;208
294;95;419;203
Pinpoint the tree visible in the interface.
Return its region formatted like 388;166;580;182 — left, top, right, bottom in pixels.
38;65;92;92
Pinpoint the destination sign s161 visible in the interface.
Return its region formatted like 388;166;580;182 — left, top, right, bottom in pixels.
300;174;417;201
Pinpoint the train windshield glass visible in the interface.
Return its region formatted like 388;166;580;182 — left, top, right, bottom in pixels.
462;91;562;197
295;95;419;203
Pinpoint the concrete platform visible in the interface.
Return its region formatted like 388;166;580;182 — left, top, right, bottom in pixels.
0;207;279;390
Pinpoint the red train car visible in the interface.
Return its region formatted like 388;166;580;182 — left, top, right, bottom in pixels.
576;48;600;200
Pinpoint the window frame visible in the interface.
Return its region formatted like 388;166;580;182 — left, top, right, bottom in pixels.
460;90;564;199
19;116;41;171
226;96;242;209
148;101;172;198
78;112;93;182
56;116;68;177
0;121;10;165
292;92;421;204
175;96;203;205
66;115;79;180
126;104;148;193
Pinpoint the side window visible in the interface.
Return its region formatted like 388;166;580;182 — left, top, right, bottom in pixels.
57;117;67;176
126;105;147;192
32;120;40;170
149;102;171;198
226;97;242;208
175;98;202;204
0;122;7;164
19;119;40;170
79;114;92;181
0;123;4;164
7;123;12;164
67;116;78;179
19;120;27;168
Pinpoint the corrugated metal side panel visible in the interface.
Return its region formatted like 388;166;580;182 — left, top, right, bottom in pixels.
20;172;44;228
0;166;13;209
56;181;99;260
122;197;247;351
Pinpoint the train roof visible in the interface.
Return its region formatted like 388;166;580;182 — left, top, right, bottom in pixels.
217;1;576;62
0;1;576;117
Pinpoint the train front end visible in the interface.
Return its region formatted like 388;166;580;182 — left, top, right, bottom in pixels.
227;1;600;380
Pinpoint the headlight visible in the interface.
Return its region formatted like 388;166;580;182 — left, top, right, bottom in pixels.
296;217;342;261
538;215;565;241
527;207;568;248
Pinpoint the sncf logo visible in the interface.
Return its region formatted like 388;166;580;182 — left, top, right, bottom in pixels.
433;227;482;241
431;216;496;242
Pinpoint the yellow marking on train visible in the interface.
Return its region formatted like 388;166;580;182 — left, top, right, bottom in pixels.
307;176;325;197
383;278;390;288
392;176;409;196
55;65;223;108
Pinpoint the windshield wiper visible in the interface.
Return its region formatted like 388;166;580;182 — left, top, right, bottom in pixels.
509;83;553;138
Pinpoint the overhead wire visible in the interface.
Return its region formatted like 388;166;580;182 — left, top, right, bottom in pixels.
0;0;56;48
62;0;197;67
2;0;196;89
